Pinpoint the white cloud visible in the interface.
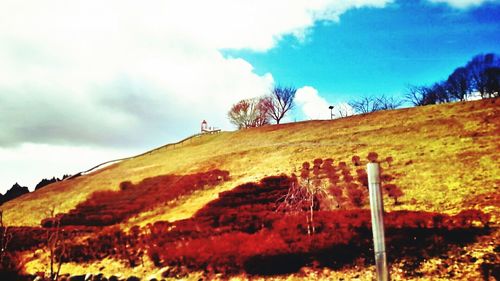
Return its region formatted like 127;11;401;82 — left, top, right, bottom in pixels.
335;102;356;117
295;86;354;120
296;86;332;120
427;0;499;9
0;0;393;148
0;0;392;192
0;143;138;192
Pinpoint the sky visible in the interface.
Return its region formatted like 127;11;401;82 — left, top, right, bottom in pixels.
0;0;499;193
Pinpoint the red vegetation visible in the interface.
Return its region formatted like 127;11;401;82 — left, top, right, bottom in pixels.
294;155;399;209
2;226;95;251
367;152;379;163
386;156;394;166
41;169;230;227
347;186;365;207
312;158;323;167
352;155;362;166
4;170;491;277
141;179;490;275
4;154;491;277
383;184;404;204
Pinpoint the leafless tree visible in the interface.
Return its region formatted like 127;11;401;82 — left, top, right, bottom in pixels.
253;98;270;127
227;97;270;129
447;67;471;101
466;53;500;98
431;82;453;103
276;163;335;236
375;95;403;110
404;84;439;106
348;96;381;114
263;86;296;124
46;207;67;281
484;67;500;98
336;103;354;118
276;176;326;235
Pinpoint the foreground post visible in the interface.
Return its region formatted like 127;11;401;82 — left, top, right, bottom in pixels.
367;163;389;281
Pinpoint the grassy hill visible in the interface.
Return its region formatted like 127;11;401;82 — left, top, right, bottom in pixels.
2;98;499;280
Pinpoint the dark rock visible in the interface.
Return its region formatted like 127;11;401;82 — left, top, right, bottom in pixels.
126;277;140;281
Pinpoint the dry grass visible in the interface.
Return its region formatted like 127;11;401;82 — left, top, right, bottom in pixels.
4;99;500;280
3;99;499;228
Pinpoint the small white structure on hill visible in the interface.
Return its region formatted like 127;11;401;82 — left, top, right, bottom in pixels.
201;120;221;134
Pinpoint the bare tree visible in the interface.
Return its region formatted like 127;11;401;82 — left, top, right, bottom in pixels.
466;53;500;98
375;95;403;110
348;96;381;114
45;207;67;281
252;98;270;127
276;162;335;236
447;67;471;101
263;86;296;124
336;103;354;118
404;84;438;106
405;53;500;105
484;67;500;97
430;82;452;103
276;175;328;236
405;85;426;106
228;98;270;129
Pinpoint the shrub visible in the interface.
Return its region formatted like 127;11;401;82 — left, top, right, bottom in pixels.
34;171;489;276
119;181;133;191
383;184;404;204
348;188;365;207
313;158;323;167
302;162;310;170
0;251;25;280
386;156;394;167
352;156;362;166
323;158;334;166
367;152;379;162
42;169;230;227
338;162;348;169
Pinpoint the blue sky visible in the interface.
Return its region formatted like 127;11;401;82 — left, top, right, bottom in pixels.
224;0;500;107
0;0;499;192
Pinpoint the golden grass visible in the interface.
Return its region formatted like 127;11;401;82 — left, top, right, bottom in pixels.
3;99;499;231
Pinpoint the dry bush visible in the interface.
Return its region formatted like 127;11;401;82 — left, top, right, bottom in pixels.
42;170;230;227
367;152;379;163
352;155;362;166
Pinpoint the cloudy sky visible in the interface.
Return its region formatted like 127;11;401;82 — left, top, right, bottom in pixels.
1;0;499;193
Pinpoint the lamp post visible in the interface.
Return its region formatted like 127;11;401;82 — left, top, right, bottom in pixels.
328;105;334;120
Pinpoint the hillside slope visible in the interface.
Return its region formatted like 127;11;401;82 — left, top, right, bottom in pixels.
4;98;499;228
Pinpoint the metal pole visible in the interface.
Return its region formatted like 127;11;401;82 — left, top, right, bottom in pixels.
367;163;389;281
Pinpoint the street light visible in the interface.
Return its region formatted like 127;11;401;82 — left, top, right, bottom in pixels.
328;105;334;120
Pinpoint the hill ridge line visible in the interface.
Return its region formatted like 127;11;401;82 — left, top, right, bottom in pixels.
65;132;213;180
